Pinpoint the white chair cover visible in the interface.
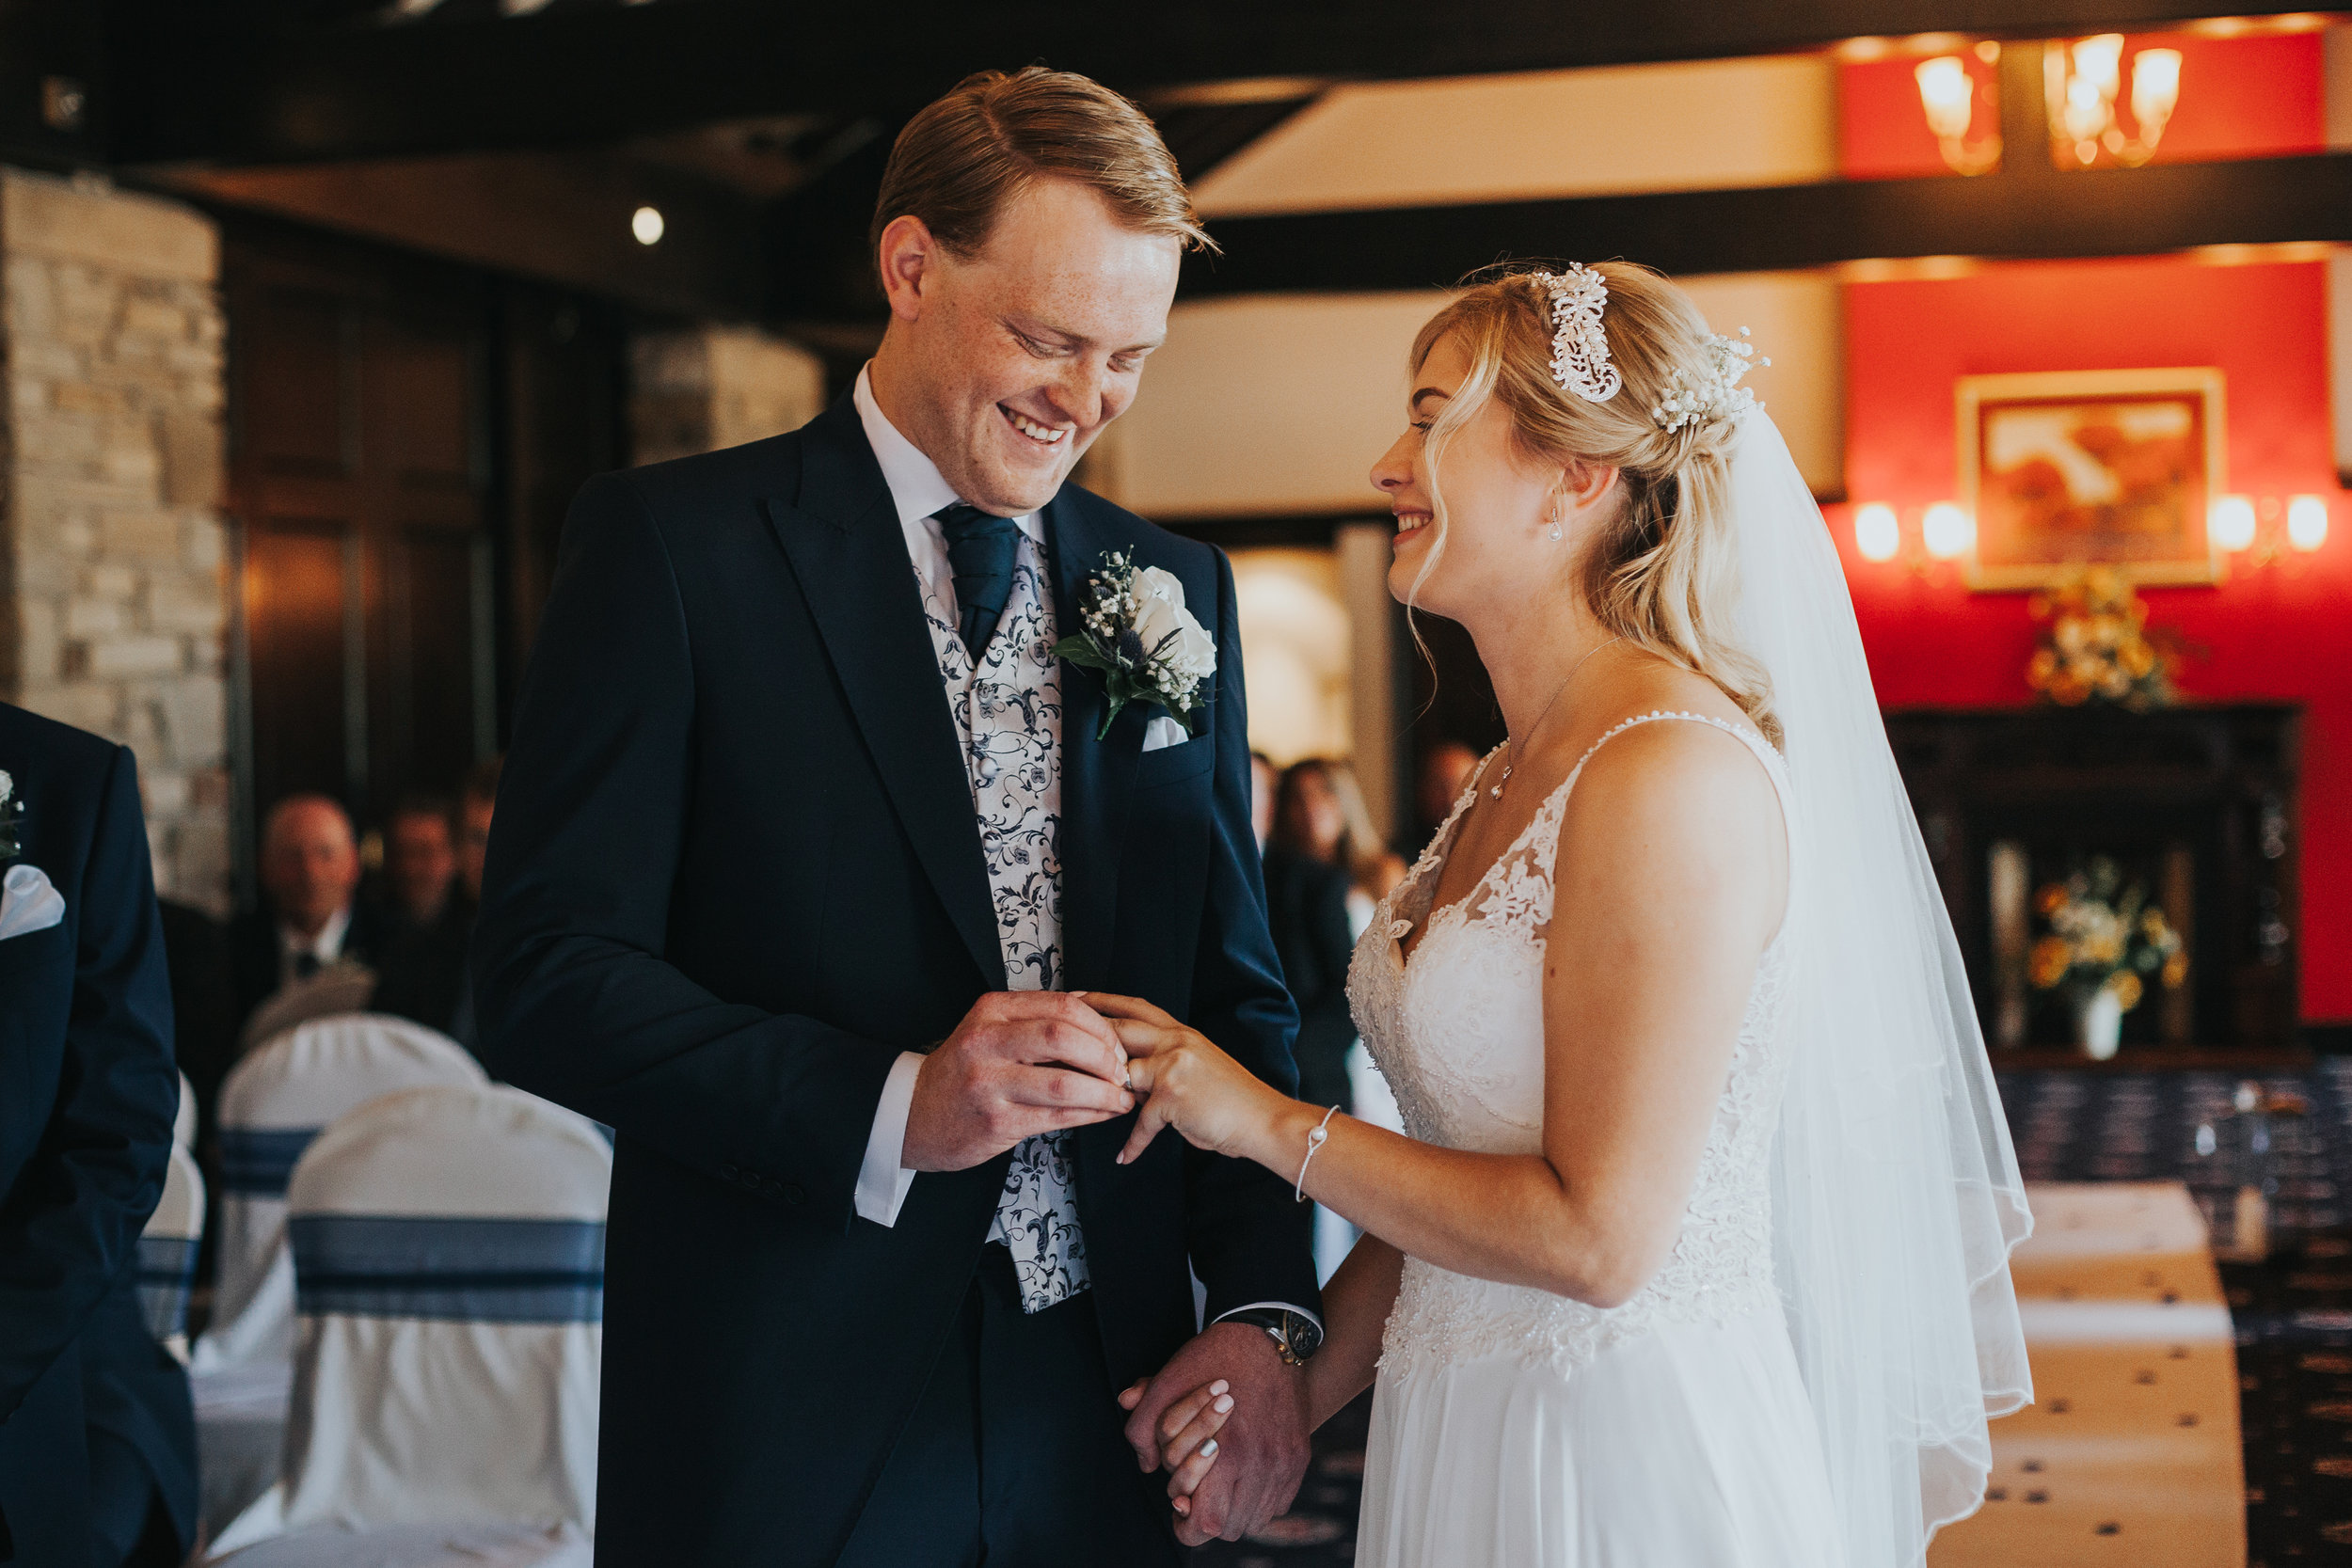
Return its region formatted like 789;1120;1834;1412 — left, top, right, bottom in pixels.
208;1084;610;1565
139;1143;206;1359
175;1069;197;1150
193;1015;485;1375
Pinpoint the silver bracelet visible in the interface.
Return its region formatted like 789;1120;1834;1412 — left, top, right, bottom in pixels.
1294;1105;1340;1203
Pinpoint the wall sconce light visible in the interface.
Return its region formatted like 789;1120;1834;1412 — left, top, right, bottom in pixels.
1914;48;2002;175
1851;501;1974;570
2286;495;2329;552
1854;503;1901;562
2209;494;2257;551
2045;35;2182;167
2213;491;2330;568
630;205;666;246
1922;501;1976;559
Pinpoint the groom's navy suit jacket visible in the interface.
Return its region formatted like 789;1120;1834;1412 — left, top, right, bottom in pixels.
474;397;1318;1565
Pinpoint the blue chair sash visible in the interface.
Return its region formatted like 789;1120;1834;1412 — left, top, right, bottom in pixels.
137;1235;199;1341
289;1214;605;1323
219;1126;322;1197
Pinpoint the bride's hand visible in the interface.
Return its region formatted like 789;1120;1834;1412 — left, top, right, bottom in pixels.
1085;993;1288;1165
1117;1375;1235;1514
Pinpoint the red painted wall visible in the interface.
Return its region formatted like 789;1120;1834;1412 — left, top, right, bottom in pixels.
1835;257;2349;1021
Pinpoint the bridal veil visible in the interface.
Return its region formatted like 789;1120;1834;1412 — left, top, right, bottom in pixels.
1725;410;2033;1566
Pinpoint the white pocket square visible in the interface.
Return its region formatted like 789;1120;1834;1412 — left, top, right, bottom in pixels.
0;863;64;941
1141;716;1189;752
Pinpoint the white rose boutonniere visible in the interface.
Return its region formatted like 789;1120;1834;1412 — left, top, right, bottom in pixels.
1053;552;1216;740
0;769;20;861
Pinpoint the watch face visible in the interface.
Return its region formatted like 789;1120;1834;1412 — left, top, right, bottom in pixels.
1283;1312;1324;1361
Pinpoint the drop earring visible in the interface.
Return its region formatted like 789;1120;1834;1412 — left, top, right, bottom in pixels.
1549;506;1565;543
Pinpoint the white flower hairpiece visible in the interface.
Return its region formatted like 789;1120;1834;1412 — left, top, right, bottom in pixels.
1534;265;1620;404
1653;327;1769;434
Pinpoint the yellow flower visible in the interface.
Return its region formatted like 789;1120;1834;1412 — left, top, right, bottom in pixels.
2106;971;2144;1011
2120;641;2155;678
2050;673;2090;705
2035;883;2070;917
2029;937;2073;989
2162;952;2188;989
2027;648;2058;684
2140;909;2170;941
2080;932;2123;967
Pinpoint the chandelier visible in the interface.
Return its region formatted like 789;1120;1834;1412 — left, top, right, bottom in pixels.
2044;35;2182;166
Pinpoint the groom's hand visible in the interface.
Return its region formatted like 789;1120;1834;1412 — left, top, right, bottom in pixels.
900;991;1136;1172
1123;1323;1309;1545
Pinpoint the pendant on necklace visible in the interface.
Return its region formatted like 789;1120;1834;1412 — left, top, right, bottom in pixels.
1489;765;1513;800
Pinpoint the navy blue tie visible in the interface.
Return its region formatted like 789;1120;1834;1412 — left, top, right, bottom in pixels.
934;503;1020;661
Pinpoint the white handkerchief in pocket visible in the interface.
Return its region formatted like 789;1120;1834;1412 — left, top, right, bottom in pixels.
0;863;65;941
1141;715;1189;752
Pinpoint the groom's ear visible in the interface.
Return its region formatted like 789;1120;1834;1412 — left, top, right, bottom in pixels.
877;214;943;323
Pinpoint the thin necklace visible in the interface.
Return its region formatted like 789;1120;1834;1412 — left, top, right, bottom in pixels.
1490;636;1624;800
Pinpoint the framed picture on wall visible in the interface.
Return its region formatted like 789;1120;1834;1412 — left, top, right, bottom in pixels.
1957;368;2227;591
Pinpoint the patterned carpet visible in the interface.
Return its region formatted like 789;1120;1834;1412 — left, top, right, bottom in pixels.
1193;1061;2352;1567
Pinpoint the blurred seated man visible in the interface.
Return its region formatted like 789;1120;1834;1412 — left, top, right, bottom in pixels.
383;794;458;933
375;760;500;1054
227;795;386;1039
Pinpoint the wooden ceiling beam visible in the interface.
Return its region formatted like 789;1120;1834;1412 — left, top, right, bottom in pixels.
1176;152;2352;296
103;0;2302;167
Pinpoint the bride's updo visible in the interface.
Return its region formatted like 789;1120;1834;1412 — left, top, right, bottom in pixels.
1408;262;1779;747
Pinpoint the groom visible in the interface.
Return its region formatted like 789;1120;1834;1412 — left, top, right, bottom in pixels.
474;67;1321;1565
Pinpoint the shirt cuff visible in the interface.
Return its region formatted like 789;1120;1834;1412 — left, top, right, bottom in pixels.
853;1052;925;1227
1212;1300;1326;1336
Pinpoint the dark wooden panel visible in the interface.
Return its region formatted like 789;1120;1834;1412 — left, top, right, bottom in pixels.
383;527;484;801
372;311;477;495
242;286;354;478
243;519;355;810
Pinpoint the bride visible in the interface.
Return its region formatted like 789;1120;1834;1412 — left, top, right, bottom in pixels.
1095;262;2033;1567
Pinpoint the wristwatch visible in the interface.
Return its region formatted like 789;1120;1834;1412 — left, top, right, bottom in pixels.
1222;1307;1323;1367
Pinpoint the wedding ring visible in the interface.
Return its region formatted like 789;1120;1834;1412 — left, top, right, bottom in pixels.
1123;1069;1135;1092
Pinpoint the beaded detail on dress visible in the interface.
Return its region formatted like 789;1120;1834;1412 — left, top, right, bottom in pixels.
1348;712;1795;1380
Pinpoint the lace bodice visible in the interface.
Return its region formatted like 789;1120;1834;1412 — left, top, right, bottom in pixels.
1348;711;1796;1380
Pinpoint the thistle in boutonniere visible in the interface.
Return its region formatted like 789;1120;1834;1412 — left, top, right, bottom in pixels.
1052;551;1216;741
0;770;21;862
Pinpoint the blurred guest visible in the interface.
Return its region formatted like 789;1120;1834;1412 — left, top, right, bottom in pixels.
227;795;386;1037
377;759;501;1054
383;794;458;932
0;702;195;1566
1249;752;1278;853
1266;761;1366;1116
1327;761;1408;910
1414;738;1483;851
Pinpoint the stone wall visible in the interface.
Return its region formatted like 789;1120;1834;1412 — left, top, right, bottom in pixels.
630;324;826;466
1;169;230;912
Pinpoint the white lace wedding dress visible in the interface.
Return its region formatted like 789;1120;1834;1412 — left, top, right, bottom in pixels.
1346;712;1846;1567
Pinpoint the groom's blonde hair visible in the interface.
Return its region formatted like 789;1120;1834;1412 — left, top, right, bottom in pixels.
1407;263;1780;748
871;67;1215;264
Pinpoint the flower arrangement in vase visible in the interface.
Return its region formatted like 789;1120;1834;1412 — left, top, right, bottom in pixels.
2028;857;2187;1059
2026;567;2186;710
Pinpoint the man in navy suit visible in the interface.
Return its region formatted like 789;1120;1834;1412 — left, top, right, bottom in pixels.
0;703;192;1565
475;68;1322;1565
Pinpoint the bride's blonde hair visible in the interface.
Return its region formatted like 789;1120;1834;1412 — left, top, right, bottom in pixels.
1406;262;1780;747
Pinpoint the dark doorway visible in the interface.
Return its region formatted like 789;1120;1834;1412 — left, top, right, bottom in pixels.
222;220;625;903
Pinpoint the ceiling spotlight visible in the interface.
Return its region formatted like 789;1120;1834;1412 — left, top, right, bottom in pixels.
631;205;665;246
1854;503;1900;562
2286;495;2329;552
2209;494;2257;551
1922;502;1975;560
